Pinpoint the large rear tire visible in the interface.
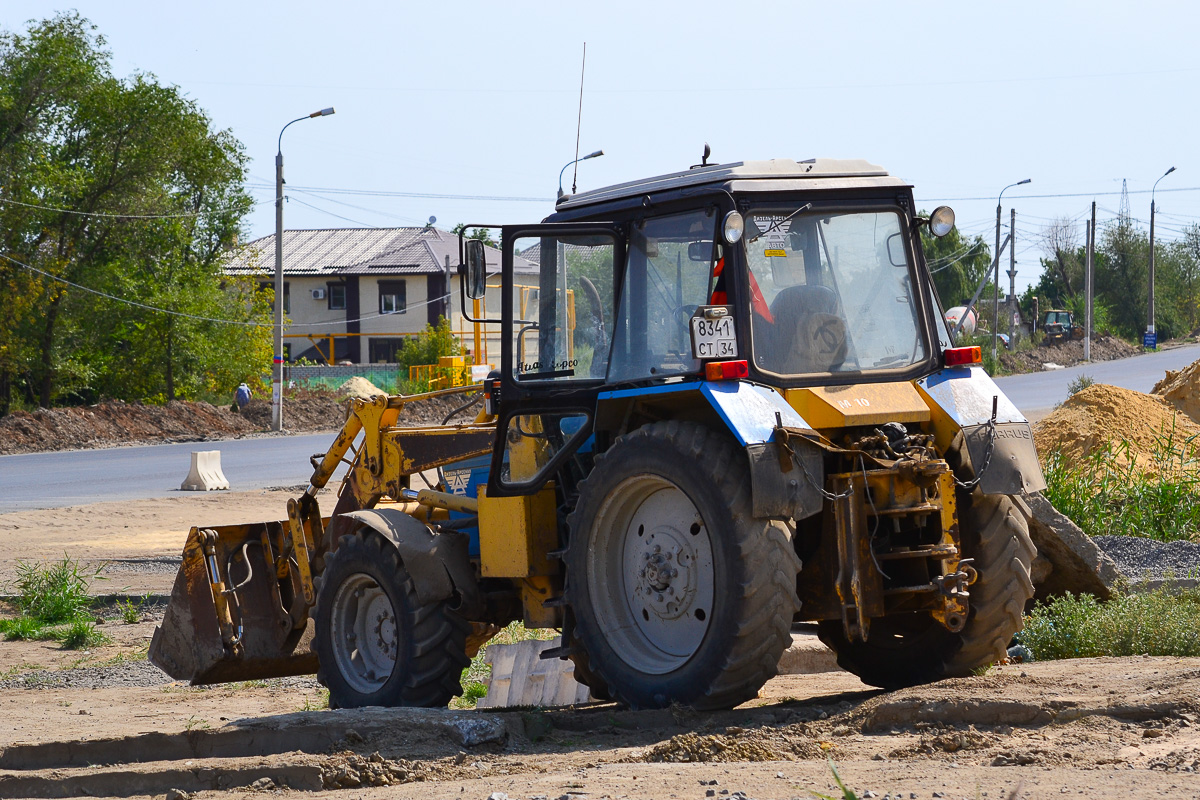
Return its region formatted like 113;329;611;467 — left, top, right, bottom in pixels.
566;421;801;710
818;490;1035;689
313;529;469;709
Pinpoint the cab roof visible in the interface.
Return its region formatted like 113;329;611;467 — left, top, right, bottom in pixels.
554;158;911;212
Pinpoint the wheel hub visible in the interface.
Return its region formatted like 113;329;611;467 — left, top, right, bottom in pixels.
635;530;698;619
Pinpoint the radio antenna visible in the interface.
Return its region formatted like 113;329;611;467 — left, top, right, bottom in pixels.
571;43;587;195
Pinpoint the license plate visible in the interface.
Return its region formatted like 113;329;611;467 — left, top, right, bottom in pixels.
691;309;738;359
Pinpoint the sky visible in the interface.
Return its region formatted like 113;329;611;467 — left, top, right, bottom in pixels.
4;1;1200;293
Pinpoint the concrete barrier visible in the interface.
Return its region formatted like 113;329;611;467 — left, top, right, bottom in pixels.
180;450;230;492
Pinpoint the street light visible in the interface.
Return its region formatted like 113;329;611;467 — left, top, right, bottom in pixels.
993;178;1031;364
1147;166;1177;348
273;107;335;432
557;150;604;199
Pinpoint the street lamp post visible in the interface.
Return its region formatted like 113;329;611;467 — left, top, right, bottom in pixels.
1147;166;1177;348
557;150;604;199
273;107;335;432
993;178;1031;364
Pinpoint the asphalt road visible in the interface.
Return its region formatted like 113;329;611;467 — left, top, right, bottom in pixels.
0;433;349;513
993;341;1200;420
4;342;1199;513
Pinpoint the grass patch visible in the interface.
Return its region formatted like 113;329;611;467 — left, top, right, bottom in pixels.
1;556;106;646
1041;424;1200;542
1021;588;1200;661
451;621;558;709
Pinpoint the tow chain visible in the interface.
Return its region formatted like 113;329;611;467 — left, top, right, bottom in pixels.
954;395;999;490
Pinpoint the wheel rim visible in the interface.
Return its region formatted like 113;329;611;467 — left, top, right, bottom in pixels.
585;475;715;675
329;572;399;695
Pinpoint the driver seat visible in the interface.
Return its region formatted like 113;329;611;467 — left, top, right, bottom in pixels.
767;285;848;373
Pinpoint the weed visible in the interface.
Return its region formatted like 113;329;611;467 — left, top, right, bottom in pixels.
233;679;269;690
115;597;142;624
12;555;102;624
1041;420;1200;542
812;756;858;800
0;616;44;641
1022;588;1200;661
461;681;488;704
299;689;330;711
1065;373;1095;398
59;619;109;650
185;715;211;731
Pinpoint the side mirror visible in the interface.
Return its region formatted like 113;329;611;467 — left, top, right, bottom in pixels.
464;239;487;299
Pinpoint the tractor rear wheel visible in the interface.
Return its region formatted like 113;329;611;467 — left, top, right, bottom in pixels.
313;529;469;708
818;490;1035;689
565;422;801;710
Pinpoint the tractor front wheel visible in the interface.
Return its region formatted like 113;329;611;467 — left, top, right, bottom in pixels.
566;422;801;710
818;490;1035;689
313;530;469;708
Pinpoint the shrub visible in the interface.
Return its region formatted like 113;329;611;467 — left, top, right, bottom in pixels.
396;319;463;371
1022;589;1200;661
12;556;99;624
1065;373;1095;398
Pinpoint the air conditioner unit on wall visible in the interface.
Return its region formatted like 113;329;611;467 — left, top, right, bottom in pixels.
311;288;326;300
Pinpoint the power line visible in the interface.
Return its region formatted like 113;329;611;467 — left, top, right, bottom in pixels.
919;185;1200;203
0;196;269;219
246;182;553;203
1;250;458;329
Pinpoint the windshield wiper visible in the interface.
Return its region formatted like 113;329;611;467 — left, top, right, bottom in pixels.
747;202;812;244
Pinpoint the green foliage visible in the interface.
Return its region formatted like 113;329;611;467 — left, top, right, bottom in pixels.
811;756;859;800
0;616;44;640
1065;373;1095;398
12;556;99;624
451;224;497;248
1041;424;1200;542
395;318;463;371
918;212;992;310
1022;589;1200;661
115;597;142;624
60;619;108;649
0;12;262;413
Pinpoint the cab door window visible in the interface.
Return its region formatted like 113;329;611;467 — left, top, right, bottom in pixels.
608;210;718;382
507;233;616;382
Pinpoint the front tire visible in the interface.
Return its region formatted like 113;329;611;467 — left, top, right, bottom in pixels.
566;422;801;710
313;530;469;708
818;490;1035;689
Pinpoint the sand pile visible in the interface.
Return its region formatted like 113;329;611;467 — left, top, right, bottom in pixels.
337;376;386;401
1152;358;1200;424
1033;383;1200;470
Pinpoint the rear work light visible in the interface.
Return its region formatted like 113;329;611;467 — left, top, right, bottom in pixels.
704;359;749;381
944;346;982;367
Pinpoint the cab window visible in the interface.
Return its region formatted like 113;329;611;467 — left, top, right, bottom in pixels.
608;210;718;382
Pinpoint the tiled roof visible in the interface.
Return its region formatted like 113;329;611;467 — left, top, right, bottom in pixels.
225;227;535;276
225;227;455;276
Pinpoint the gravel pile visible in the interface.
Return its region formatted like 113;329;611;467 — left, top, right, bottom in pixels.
0;660;325;691
1093;535;1200;582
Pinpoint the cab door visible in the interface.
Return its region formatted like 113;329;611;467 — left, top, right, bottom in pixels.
486;223;625;498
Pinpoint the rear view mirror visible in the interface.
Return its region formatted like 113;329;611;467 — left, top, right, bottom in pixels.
688;241;713;262
464;239;487;299
886;232;907;267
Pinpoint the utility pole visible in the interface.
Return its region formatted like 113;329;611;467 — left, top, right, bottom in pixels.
993;179;1030;363
1084;207;1093;361
1007;208;1017;341
1147;166;1177;349
273;107;335;432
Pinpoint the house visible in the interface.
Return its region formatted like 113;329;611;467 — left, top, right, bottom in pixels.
224;227;531;365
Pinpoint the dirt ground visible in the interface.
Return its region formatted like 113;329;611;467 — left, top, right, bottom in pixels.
999;333;1138;374
3;493;1200;799
0;387;481;456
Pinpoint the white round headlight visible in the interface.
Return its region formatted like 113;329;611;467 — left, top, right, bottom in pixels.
930;206;955;238
723;211;744;244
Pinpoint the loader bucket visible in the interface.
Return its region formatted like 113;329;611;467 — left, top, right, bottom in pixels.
149;520;321;685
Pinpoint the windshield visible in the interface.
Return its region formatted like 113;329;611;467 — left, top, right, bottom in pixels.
743;209;927;376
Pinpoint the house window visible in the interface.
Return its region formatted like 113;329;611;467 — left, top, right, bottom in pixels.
257;281;290;313
369;337;406;363
327;282;346;311
379;280;406;314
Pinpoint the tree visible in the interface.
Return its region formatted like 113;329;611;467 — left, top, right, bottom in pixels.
1038;217;1083;299
0;13;265;411
918;213;992;311
450;224;497;248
